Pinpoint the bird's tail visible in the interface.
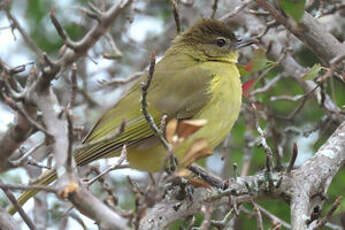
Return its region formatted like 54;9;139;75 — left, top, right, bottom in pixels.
8;169;57;215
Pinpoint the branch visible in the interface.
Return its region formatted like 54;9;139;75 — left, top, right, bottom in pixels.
170;0;181;34
255;0;345;65
0;208;19;230
140;52;171;151
0;179;37;230
223;1;344;123
140;170;283;229
68;186;130;230
290;121;345;229
5;7;42;56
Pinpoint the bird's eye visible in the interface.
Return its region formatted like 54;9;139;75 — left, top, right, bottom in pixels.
216;38;226;47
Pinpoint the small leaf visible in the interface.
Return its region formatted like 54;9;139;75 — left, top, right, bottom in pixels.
242;78;256;98
177;119;207;139
182;138;213;166
302;63;322;81
244;60;254;72
166;118;178;144
279;0;306;22
237;48;273;76
166;119;208;145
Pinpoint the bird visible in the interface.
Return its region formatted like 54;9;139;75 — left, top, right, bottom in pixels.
9;18;255;214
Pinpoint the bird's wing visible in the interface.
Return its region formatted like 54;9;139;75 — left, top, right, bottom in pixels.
77;58;214;164
149;60;215;119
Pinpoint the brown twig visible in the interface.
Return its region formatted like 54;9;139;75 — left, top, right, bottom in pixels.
103;33;123;59
2;91;51;136
98;71;143;87
9;141;44;167
211;0;219;18
5;8;42;56
254;203;291;229
50;8;76;49
211;208;234;228
188;164;223;188
171;0;181;34
220;0;252;21
0;179;37;230
252;201;264;230
70;63;77;106
65;105;74;174
313;196;343;229
286;142;298;173
86;145;128;186
141;51;171;151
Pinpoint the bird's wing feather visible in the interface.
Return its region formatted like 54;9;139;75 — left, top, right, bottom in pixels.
78;56;214;164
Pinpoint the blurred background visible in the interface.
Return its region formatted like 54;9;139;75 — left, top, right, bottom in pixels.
0;0;345;229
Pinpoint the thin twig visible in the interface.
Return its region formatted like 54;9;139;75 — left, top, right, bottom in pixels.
270;94;304;102
211;0;219;18
252;202;264;230
98;71;143;87
211;208;234;228
219;0;252;21
254;115;273;172
65;106;74;173
10;141;44;167
0;183;57;193
5;9;42;56
314;196;342;229
103;33;123;59
188;164;223;188
251;75;282;96
87;145;128;186
1;91;51;136
141;52;171;151
171;0;181;34
70;63;77;106
0;180;37;230
255;203;291;229
50;8;75;49
286;142;298;173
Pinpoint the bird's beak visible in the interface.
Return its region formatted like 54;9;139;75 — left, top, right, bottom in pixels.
233;37;258;49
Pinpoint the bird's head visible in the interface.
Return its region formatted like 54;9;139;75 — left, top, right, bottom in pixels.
172;19;255;63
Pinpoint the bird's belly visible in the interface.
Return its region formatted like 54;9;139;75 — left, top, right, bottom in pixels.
175;75;242;166
126;137;167;172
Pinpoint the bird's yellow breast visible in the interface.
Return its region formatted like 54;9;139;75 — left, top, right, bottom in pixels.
127;61;242;171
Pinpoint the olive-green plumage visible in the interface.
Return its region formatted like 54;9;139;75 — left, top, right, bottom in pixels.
9;19;252;214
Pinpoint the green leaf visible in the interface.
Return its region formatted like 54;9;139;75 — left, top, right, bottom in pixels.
279;0;306;22
302;63;322;81
237;48;275;76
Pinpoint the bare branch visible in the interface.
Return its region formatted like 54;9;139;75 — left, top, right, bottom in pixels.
211;0;219;18
141;51;171;152
0;208;19;230
4;7;42;56
312;196;343;229
171;0;181;34
68;186;130;230
86;145;128;186
252;202;264;230
0;179;37;230
286;143;298;173
254;0;345;65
